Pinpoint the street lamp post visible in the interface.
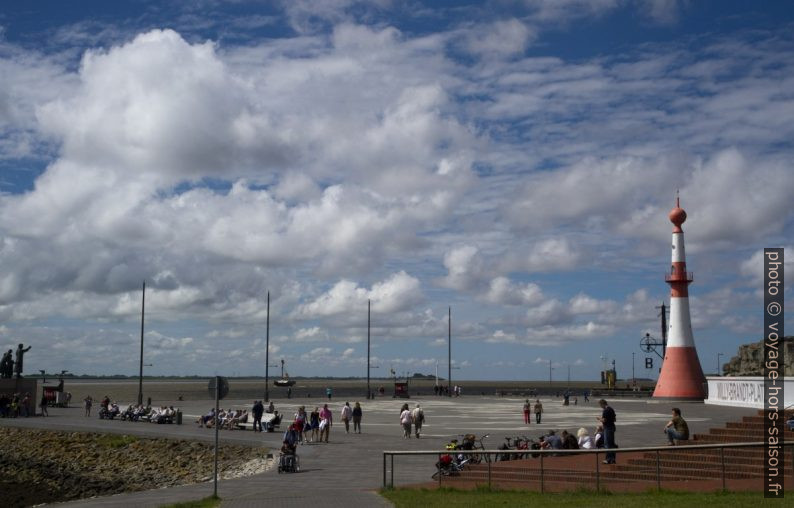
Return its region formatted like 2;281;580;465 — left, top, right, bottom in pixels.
632;352;636;387
367;299;371;399
137;281;145;406
716;353;724;377
265;291;270;402
447;306;451;397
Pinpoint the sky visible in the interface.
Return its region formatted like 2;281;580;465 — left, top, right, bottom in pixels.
0;0;791;381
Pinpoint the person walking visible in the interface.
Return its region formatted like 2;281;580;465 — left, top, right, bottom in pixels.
252;400;264;432
309;407;320;442
295;406;308;442
411;404;425;438
352;401;363;433
400;403;412;438
523;399;531;424
84;395;92;417
39;393;48;417
319;403;333;443
341;402;353;433
663;407;690;446
597;399;617;464
534;399;543;424
326;387;333;400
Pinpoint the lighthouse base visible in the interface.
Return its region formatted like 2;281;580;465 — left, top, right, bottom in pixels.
653;346;706;400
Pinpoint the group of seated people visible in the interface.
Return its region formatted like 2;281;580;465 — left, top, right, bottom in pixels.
197;407;266;429
99;400;178;424
539;426;604;452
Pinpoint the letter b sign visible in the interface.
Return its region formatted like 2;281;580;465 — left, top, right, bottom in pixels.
645;357;653;369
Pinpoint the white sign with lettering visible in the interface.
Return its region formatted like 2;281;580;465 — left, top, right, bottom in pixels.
705;376;793;408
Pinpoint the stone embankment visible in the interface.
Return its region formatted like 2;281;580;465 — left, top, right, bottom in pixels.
0;428;271;507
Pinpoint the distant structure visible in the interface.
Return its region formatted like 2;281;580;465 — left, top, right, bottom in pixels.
723;337;794;376
653;195;706;400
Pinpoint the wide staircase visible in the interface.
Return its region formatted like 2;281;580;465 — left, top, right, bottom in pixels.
438;409;793;491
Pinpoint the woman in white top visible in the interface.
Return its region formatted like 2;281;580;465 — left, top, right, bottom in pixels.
399;403;412;438
577;427;594;449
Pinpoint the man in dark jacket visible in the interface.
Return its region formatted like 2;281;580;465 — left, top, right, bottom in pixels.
597;399;617;464
252;400;264;432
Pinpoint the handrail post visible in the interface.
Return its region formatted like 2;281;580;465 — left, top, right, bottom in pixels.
656;449;661;491
720;446;726;490
540;452;545;493
488;455;491;489
391;453;394;488
383;452;387;489
595;451;600;492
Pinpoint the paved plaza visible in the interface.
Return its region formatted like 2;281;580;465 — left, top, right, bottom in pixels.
0;394;761;507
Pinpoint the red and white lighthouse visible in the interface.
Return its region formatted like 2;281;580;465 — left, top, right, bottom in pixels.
653;196;706;400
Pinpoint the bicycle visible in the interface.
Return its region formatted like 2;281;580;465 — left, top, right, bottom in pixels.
459;433;491;464
497;435;532;461
431;455;471;480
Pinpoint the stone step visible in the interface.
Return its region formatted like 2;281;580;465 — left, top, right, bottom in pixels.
637;452;778;467
626;458;792;475
709;427;794;438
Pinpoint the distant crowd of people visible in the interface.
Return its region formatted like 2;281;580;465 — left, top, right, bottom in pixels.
432;385;461;396
0;392;34;418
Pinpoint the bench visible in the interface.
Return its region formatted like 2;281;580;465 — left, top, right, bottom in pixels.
235;413;280;431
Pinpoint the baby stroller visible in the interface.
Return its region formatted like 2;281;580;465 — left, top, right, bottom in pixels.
277;452;300;473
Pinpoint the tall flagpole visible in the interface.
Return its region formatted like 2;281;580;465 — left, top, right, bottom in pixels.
265;291;270;402
137;281;145;406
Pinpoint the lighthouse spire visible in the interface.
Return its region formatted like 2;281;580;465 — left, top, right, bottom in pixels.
652;194;706;400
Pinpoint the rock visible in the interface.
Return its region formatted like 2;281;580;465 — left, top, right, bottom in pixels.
0;428;267;505
723;336;793;376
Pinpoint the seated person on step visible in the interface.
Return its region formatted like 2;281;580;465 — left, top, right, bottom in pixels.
664;407;689;446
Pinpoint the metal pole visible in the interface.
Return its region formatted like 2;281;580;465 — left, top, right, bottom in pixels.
595;451;599;491
137;281;145;406
632;352;635;387
265;291;270;402
488;457;492;488
447;306;451;397
660;302;667;358
367;299;371;399
213;376;219;497
716;353;723;377
390;454;394;487
383;453;387;489
540;452;544;493
656;449;661;491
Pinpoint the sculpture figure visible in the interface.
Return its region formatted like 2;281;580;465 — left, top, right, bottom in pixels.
14;344;31;379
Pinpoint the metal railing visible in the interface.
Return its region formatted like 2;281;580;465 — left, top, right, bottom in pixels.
383;441;794;491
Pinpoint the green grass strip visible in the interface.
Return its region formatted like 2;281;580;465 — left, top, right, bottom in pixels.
380;486;782;508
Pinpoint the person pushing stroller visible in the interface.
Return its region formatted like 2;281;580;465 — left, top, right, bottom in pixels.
278;423;301;473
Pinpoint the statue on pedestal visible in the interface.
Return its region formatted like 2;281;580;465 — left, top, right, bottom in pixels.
0;350;13;379
14;344;31;379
